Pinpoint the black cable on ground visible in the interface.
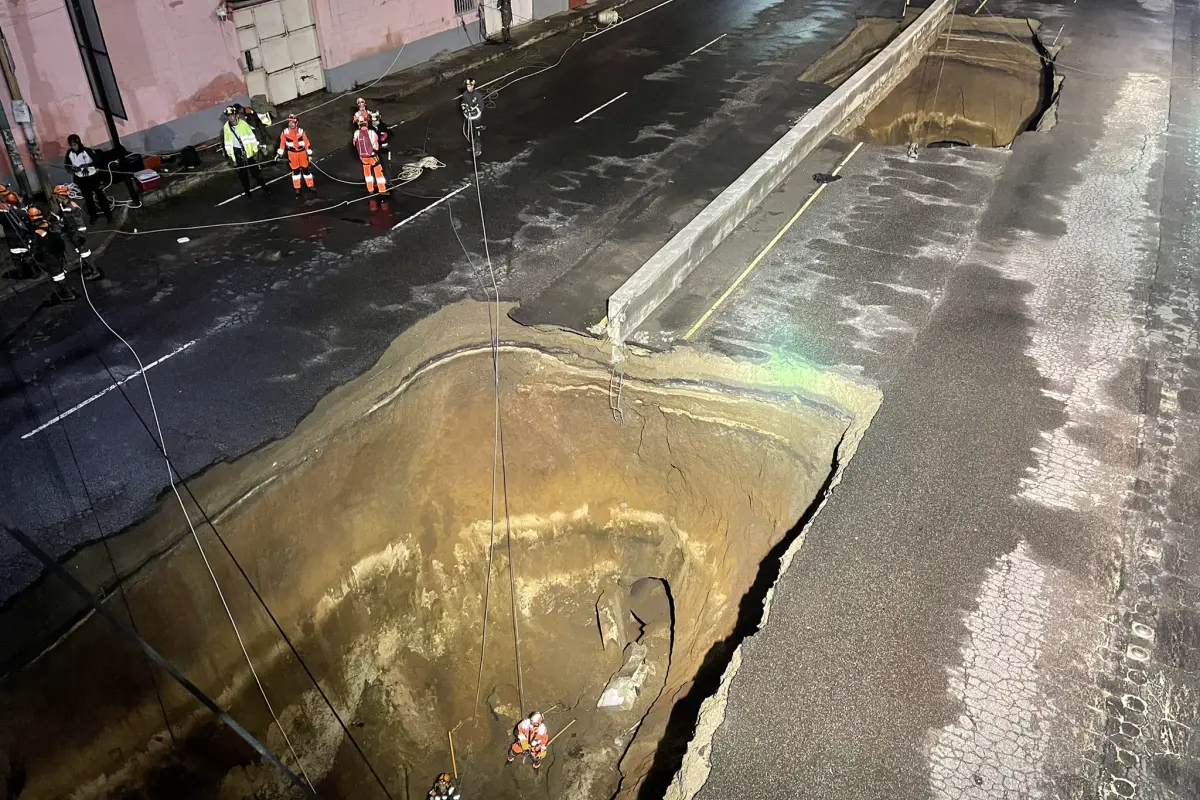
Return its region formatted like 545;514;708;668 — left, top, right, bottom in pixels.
45;285;396;800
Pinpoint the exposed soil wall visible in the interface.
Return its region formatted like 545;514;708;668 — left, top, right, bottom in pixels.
0;302;877;799
807;15;1054;149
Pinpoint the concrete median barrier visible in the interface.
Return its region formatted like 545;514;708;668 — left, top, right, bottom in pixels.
605;0;953;347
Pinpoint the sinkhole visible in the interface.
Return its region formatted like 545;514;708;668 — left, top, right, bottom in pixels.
0;302;877;799
805;13;1061;149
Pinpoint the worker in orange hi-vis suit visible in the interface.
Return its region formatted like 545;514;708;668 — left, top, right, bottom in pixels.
277;115;315;198
352;118;387;196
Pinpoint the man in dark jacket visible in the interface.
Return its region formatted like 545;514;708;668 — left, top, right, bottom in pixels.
62;134;114;224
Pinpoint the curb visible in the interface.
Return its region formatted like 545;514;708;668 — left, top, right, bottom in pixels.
605;0;953;346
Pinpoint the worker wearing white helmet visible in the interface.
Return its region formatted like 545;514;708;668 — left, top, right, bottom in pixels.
506;711;549;771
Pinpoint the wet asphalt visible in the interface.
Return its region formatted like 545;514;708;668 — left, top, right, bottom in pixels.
0;0;879;600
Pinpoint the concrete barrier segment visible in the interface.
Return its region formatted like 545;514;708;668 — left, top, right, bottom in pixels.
605;0;954;347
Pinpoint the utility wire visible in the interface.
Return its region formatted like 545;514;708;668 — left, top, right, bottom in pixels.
45;266;398;799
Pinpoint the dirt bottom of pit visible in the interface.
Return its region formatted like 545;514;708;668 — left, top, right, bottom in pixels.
0;301;880;800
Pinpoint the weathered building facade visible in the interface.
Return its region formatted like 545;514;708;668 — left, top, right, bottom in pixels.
0;0;570;189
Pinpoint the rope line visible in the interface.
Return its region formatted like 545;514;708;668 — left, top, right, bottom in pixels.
76;269;316;792
466;122;527;715
42;265;398;799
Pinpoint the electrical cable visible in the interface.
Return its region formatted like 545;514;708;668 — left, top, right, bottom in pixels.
55;264;397;800
75;268;316;793
0;523;318;800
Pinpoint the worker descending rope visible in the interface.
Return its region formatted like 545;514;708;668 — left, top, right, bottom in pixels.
353;118;388;197
428;772;461;800
506;712;549;771
277;114;316;199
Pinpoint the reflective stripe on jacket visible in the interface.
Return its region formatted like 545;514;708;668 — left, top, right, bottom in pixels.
223;120;259;160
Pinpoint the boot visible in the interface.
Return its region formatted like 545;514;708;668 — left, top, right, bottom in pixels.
46;283;78;305
81;260;104;281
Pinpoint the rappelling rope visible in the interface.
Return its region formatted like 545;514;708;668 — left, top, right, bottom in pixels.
76;260;315;792
463;120;526;716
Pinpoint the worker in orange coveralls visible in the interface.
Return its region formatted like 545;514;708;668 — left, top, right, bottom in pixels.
277;114;315;199
352;117;388;196
506;711;549;771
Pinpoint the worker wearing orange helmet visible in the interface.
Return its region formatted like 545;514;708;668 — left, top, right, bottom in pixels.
277;114;315;198
25;205;79;302
351;97;390;161
428;772;460;800
506;711;549;771
50;185;102;281
0;187;37;280
353;117;388;196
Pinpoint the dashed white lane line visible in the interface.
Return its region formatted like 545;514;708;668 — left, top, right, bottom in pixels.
215;153;335;208
21;340;198;440
391;184;470;230
574;91;629;124
690;33;727;55
457;68;522;99
583;0;682;41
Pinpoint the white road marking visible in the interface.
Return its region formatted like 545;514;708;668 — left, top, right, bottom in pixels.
215;153;334;207
574;91;629;124
457;68;522;98
583;0;681;41
21;340;198;440
391;184;470;230
689;33;727;55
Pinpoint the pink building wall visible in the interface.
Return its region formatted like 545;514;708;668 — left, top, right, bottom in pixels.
0;0;246;188
310;0;460;71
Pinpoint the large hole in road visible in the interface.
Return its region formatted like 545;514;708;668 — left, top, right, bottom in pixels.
804;14;1060;148
0;303;877;799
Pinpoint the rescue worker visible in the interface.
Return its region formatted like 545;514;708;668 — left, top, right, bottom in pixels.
1;187;37;280
506;711;549;771
351;98;391;162
461;79;484;158
428;772;461;800
25;206;78;303
242;103;273;149
277;114;316;199
50;184;103;281
222;106;270;198
353;117;388;196
63;134;113;224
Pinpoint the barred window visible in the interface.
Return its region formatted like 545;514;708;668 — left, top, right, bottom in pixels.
454;0;477;15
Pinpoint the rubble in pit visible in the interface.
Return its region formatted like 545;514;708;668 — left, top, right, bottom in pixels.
0;301;879;800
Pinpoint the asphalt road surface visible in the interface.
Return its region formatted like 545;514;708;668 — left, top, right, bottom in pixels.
0;0;877;601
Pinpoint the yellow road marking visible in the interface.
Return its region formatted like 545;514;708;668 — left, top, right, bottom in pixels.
682;141;864;341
